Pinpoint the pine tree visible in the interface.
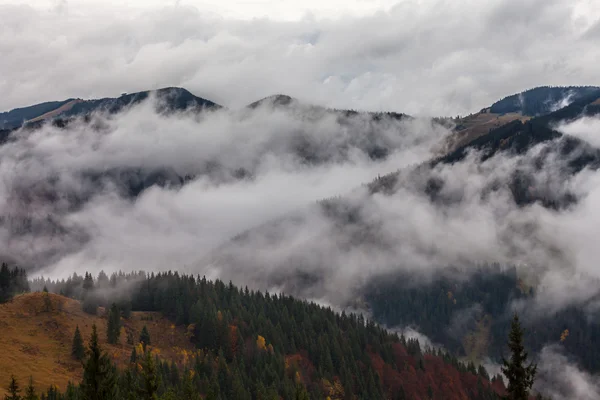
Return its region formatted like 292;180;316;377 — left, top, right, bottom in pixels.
23;377;38;400
106;303;121;344
137;351;160;400
81;325;117;400
42;291;52;313
139;325;151;350
63;383;77;400
502;314;537;400
128;347;136;366
5;375;21;400
0;263;10;303
71;326;85;361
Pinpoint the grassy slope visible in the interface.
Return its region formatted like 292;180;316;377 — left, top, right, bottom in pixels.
0;293;195;396
444;110;531;154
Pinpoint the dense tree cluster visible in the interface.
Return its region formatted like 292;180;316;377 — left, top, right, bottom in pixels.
0;263;29;303
365;265;600;374
17;271;504;399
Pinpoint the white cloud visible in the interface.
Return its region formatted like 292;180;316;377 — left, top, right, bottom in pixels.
0;0;599;116
537;345;600;400
557;116;600;148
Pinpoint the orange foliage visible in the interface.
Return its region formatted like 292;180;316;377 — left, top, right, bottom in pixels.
256;335;267;351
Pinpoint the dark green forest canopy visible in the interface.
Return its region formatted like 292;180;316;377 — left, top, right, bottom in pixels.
21;270;504;399
489;86;600;116
364;266;600;374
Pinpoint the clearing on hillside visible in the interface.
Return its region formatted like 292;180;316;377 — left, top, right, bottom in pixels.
0;292;195;396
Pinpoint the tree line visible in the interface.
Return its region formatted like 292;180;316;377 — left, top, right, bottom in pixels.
4;270;517;399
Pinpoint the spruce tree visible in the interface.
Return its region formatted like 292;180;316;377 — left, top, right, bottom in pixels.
71;326;85;361
0;263;10;303
137;351;160;400
502;314;537;400
106;303;121;344
5;375;21;400
139;325;151;350
81;325;117;400
23;376;38;400
130;346;138;364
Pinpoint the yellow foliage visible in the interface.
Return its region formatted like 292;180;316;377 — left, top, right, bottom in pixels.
560;329;569;342
257;335;267;351
217;310;223;322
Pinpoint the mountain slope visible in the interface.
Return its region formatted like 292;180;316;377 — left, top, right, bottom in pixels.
0;99;75;130
0;292;195;396
0;87;221;131
489;86;600;116
3;272;507;399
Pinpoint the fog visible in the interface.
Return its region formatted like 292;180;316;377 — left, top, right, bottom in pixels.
5;97;600;316
0;96;446;278
1;94;599;397
536;345;600;400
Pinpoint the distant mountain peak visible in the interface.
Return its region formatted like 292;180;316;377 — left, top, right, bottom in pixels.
489;85;600;116
247;94;297;109
0;87;222;130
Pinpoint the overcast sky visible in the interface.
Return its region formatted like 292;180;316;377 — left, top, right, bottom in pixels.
1;0;599;115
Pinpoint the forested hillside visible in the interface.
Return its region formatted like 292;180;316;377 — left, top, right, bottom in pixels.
1;269;506;399
364;266;600;374
489;86;600;116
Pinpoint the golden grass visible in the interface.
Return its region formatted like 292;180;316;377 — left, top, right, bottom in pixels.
0;293;195;396
441;111;531;155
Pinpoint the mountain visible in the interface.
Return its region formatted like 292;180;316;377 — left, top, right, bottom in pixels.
205;86;600;382
0;291;195;397
0;99;75;130
1;85;596;398
489;86;600;116
247;94;297;109
0;87;221;130
442;86;600;155
1;268;506;399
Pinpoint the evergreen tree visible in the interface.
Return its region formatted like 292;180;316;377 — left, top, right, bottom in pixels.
23;377;37;400
81;325;117;400
71;325;85;361
5;375;21;400
63;383;77;400
0;263;10;303
107;303;121;344
137;351;160;400
130;346;138;364
139;325;151;350
502;314;537;400
83;273;94;291
42;291;52;313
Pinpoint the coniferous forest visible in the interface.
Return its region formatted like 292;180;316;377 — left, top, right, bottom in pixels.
2;269;510;400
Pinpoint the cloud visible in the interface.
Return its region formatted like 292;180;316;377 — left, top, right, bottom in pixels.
536;345;600;400
0;96;447;279
1;0;599;116
196;115;600;314
557;116;600;147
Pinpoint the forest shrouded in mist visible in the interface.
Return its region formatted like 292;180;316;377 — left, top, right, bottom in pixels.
2;85;600;399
